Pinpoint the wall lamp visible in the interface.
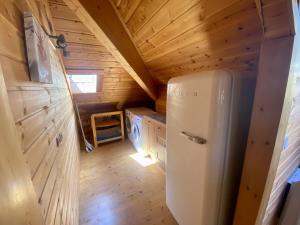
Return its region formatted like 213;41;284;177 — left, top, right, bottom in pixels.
44;30;70;57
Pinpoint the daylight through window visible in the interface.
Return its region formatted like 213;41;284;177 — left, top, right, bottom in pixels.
68;74;97;93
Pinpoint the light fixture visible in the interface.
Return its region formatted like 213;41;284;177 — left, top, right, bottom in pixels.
44;29;70;57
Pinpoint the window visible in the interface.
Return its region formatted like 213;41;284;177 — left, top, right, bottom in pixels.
68;74;97;93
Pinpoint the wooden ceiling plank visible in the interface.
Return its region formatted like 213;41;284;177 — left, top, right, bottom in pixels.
145;23;261;70
62;0;157;100
139;0;254;55
155;64;257;84
146;33;261;71
111;0;143;23
132;0;200;47
148;39;261;74
142;7;260;63
136;2;204;51
125;0;169;34
151;53;259;78
112;0;262;85
138;0;255;52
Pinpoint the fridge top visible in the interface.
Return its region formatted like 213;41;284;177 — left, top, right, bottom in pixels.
167;69;237;85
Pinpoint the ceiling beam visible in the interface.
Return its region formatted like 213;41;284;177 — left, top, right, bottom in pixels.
61;0;157;100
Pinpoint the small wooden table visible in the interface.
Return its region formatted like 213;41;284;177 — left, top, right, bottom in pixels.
91;111;125;147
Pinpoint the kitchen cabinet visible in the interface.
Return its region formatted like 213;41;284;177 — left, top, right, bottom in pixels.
143;115;166;170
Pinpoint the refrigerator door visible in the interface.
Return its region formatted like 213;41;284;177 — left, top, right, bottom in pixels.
166;71;233;225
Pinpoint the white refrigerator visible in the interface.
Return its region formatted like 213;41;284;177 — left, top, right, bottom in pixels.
166;70;255;225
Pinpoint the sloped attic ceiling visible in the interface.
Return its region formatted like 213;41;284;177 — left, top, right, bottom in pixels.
53;0;263;89
111;0;262;84
48;0;152;106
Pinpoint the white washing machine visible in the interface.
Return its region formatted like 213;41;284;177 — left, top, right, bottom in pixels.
131;115;143;153
125;107;155;153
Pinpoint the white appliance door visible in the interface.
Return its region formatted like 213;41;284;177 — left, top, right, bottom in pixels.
166;71;232;225
132;117;143;152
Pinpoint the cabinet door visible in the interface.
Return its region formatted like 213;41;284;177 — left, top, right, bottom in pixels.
154;123;166;169
145;118;167;169
142;118;149;154
148;119;156;159
156;123;166;140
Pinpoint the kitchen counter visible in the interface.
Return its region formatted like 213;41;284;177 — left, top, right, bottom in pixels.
146;113;166;124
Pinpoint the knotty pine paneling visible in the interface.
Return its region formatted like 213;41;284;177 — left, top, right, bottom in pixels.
0;1;80;225
155;86;167;114
257;2;300;222
260;66;300;225
49;0;153;140
233;1;297;224
73;86;153;142
112;0;262;81
48;0;152;106
111;0;263;111
0;59;44;225
111;0;142;23
261;0;293;39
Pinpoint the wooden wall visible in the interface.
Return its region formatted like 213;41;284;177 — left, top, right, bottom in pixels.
111;2;299;224
261;72;300;224
48;0;152;105
111;0;262;112
233;1;298;225
253;1;300;224
0;64;44;225
155;86;167;114
0;1;80;225
48;0;153;139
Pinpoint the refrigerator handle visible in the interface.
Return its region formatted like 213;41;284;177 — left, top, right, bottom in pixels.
180;131;207;144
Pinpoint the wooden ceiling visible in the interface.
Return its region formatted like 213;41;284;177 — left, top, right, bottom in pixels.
111;0;263;84
48;0;152;105
50;0;263;103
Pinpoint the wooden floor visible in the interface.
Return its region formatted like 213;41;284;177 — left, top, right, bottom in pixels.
79;140;178;225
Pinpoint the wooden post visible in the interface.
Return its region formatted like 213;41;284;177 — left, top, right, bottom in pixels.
233;1;297;224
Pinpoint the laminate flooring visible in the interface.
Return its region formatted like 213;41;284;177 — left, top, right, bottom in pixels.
80;140;178;225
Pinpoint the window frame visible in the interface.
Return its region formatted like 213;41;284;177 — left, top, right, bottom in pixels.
66;69;103;94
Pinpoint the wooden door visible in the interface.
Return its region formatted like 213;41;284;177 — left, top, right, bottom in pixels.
0;65;44;225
